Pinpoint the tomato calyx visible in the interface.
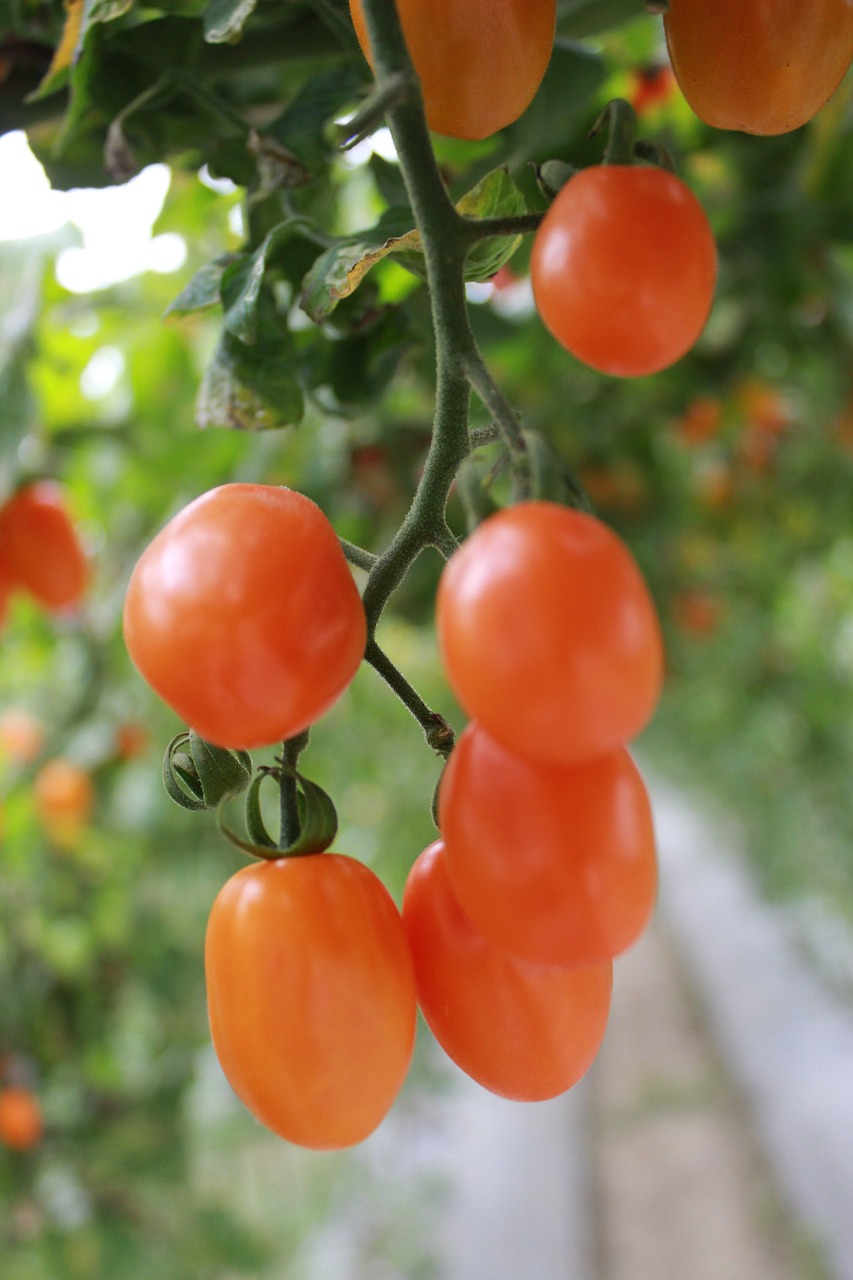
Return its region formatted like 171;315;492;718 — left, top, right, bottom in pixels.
220;757;339;861
163;730;252;812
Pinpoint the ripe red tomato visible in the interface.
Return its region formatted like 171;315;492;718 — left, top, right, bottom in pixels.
123;485;366;750
349;0;555;141
403;840;612;1100
530;165;717;377
205;853;417;1149
0;482;88;611
0;1087;43;1151
664;0;853;135
439;725;657;968
437;502;664;767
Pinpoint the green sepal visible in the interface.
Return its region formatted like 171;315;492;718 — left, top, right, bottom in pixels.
163;731;252;812
535;159;577;201
216;760;338;860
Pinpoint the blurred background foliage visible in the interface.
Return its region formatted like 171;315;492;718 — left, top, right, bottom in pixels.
2;0;853;1273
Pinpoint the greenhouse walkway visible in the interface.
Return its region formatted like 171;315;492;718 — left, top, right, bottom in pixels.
434;780;853;1280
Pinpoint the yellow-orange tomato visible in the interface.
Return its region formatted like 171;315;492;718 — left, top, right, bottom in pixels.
123;484;366;751
439;725;657;968
205;854;417;1150
437;502;664;767
664;0;853;135
0;708;44;763
0;482;88;611
531;165;717;378
34;759;94;834
404;841;613;1100
349;0;555;140
0;1087;43;1151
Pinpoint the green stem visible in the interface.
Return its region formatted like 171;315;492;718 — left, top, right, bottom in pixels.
279;729;309;847
365;639;455;757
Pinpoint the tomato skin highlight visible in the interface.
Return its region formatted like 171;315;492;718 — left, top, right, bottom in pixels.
0;482;88;611
205;854;417;1150
531;165;717;377
403;841;613;1101
123;484;366;750
349;0;555;141
439;725;657;968
664;0;853;136
437;502;664;768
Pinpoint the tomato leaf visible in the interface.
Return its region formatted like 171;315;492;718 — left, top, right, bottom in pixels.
203;0;259;43
557;0;650;38
196;294;305;430
456;168;527;282
166;254;240;317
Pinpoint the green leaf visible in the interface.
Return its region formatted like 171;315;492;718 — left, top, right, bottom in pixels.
456;168;527;282
267;64;370;176
197;291;304;431
503;40;607;167
166;254;240;317
299;207;420;323
203;0;258;43
557;0;651;38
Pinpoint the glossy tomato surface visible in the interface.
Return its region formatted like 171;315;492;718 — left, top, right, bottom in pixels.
664;0;853;135
439;725;657;967
0;482;88;611
437;502;664;767
205;853;417;1150
123;484;366;750
531;165;717;377
404;841;612;1100
349;0;555;140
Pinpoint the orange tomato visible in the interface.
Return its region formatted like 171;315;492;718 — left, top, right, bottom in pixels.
675;394;723;446
349;0;555;140
0;482;88;611
34;759;94;839
0;708;44;763
664;0;853;135
205;853;417;1149
437;502;664;767
123;485;366;751
531;164;717;378
439;725;658;968
0;1087;43;1151
403;840;613;1100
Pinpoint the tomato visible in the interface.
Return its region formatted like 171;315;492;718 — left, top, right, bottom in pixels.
403;840;613;1100
439;724;657;967
664;0;853;136
0;482;88;611
0;708;44;764
437;502;664;767
34;759;94;843
0;1087;43;1151
123;484;366;750
349;0;555;141
628;64;677;116
205;853;416;1149
530;165;717;377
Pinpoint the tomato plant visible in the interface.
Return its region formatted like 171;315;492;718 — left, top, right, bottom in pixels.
0;1087;42;1151
530;164;717;377
0;482;88;612
349;0;555;140
439;724;657;968
123;484;367;750
205;853;417;1150
437;502;664;767
664;0;853;135
403;840;613;1100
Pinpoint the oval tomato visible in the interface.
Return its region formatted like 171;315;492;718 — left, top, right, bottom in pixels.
664;0;853;136
123;484;366;750
531;165;717;377
439;724;657;968
0;1087;43;1151
403;840;612;1101
437;502;664;767
205;853;417;1150
349;0;555;141
0;482;88;611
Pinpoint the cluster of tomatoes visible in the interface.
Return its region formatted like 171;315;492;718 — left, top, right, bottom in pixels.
0;481;88;625
121;484;664;1147
410;501;663;1099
